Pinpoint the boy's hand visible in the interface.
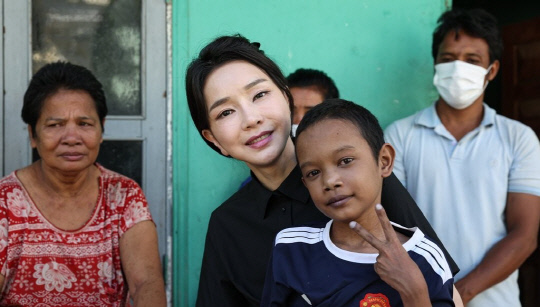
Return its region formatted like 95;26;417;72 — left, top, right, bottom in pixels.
349;204;431;306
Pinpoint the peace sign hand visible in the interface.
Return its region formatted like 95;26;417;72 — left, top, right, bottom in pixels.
349;204;431;306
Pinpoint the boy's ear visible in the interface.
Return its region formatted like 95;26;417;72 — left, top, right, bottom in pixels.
202;129;230;156
378;143;395;178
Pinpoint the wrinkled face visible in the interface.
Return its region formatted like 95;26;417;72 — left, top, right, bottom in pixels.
202;60;292;169
436;29;495;70
297;119;390;223
291;86;325;125
31;89;103;173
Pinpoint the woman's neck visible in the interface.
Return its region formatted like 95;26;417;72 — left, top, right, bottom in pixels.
249;137;297;191
31;160;99;198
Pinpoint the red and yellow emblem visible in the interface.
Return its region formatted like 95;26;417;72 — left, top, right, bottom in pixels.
359;293;391;307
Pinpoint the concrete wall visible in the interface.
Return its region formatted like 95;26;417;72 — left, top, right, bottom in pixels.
172;1;451;305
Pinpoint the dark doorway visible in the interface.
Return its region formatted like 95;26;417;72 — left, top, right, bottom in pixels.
452;1;540;306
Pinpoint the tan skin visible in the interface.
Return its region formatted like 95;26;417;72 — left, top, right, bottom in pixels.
290;86;325;125
296;119;434;306
435;30;540;304
0;89;166;306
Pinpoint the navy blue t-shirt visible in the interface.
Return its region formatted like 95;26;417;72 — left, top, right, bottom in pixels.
262;220;454;307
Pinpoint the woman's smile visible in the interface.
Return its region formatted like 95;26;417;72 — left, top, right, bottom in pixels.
246;131;273;148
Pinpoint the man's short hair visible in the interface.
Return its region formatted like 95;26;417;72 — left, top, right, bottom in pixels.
432;8;503;63
287;68;340;100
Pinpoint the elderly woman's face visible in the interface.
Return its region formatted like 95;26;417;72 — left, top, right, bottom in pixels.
30;88;103;173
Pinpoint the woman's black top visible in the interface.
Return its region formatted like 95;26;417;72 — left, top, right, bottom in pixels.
195;166;458;307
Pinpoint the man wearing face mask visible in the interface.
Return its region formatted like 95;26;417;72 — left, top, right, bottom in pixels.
385;8;540;307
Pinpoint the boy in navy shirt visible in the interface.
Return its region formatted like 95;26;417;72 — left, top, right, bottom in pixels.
261;99;455;306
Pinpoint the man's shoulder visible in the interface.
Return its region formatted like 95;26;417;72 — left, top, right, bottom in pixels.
386;106;431;132
493;113;535;133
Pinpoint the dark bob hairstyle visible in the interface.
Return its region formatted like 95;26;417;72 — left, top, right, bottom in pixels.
185;34;293;156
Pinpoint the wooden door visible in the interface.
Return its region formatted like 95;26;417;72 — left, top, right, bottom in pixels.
501;16;540;307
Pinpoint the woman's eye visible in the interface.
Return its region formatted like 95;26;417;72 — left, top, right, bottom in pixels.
254;91;269;101
339;158;353;165
218;109;234;118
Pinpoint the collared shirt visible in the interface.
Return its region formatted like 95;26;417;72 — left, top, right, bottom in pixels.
385;103;540;307
196;165;458;307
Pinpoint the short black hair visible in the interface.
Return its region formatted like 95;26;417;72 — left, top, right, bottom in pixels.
287;68;339;99
22;61;107;134
296;99;384;160
432;8;503;63
185;34;293;156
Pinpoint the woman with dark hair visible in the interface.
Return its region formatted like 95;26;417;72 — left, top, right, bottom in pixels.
186;34;459;306
0;62;166;306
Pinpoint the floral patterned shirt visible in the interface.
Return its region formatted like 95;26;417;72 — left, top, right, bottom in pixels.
0;164;153;306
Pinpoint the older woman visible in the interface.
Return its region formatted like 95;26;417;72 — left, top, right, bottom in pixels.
0;62;166;306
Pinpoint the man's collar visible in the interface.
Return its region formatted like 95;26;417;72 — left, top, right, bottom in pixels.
415;102;495;129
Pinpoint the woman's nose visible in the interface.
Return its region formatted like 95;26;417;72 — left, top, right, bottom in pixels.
241;104;264;130
61;124;82;145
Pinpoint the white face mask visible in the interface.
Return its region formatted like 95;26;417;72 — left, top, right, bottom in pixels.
291;124;299;137
433;60;492;110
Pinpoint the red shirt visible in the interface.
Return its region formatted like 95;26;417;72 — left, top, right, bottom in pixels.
0;164;153;306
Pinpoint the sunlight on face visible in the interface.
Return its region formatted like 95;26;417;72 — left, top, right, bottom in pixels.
202;60;292;169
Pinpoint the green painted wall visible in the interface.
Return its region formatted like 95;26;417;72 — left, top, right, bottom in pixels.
172;1;450;305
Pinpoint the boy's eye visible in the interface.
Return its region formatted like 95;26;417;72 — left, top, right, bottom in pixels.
305;170;320;178
254;91;269;101
339;157;353;166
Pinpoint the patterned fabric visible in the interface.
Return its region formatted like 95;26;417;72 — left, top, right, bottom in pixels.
0;164;153;306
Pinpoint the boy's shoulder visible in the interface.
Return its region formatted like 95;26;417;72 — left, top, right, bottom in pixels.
274;221;327;246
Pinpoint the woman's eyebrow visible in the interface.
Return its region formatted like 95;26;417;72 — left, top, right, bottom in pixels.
244;78;267;90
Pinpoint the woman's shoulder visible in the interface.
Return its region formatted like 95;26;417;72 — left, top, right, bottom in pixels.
97;164;141;188
0;172;22;191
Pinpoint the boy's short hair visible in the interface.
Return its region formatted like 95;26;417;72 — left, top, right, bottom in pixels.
287;68;340;100
432;8;502;63
295;99;384;160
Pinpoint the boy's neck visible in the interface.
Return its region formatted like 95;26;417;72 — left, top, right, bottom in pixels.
330;209;408;253
331;217;384;254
